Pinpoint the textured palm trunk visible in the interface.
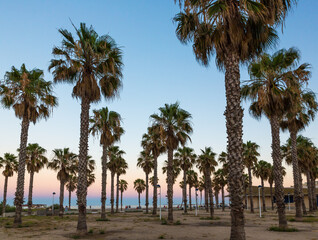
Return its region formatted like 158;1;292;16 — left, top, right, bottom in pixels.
299;170;307;215
224;52;245;240
14;116;30;225
205;176;208;212
27;171;34;215
116;174;120;213
244;186;247;209
121;190;123;211
269;182;274;210
152;155;158;215
311;175;317;210
101;145;107;219
261;178;266;212
270;115;287;228
111;172;115;214
290;130;302;219
145;172;149;213
215;190;219;209
69;188;71;209
306;172;313;212
2;176;8;217
189;185;192;211
76;98;90;233
248;167;254;213
183;168;187;213
138;192;141;208
222;186;225;212
59;179;65;217
167;147;174;222
207;173;214;218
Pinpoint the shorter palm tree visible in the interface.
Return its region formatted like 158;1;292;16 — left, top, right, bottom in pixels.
118;179;128;211
134;179;146;208
0;153;18;217
116;157;128;213
214;168;227;212
186;170;198;211
66;174;77;209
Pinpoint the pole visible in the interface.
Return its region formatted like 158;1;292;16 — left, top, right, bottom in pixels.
258;186;261;218
52;192;55;216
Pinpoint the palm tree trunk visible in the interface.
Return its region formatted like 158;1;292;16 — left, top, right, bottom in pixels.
59;179;65;217
69;188;71;210
152;155;158;215
145;172;149;213
76;98;90;233
224;52;245;239
183;168;187;213
200;191;202;206
244;186;247;209
248;167;254;213
299;170;307;215
116;173;120;213
189;185;192;211
121;190;123;211
2;176;8;217
27;170;34;216
14;116;30;225
270;182;274;210
270;115;287;228
101;145;107;219
167;147;174;222
306;171;313;212
261;178;266;212
138;192;141;208
290;130;302;219
111;172;115;214
204;175;208;212
208;173;214;218
215;190;219;209
222;186;225;212
311;174;317;210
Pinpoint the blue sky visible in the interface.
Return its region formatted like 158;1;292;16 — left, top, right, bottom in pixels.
0;1;317;203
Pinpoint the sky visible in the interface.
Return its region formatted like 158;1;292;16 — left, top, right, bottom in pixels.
0;0;317;207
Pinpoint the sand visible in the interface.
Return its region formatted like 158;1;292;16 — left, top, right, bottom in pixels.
0;208;317;239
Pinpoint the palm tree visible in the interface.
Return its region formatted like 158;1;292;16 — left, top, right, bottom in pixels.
48;148;77;217
197;147;217;217
49;23;123;233
134;179;146;208
212;177;220;209
137;151;153;214
118;179;128;211
151;102;193;222
141;126;165;215
66;174;77;209
89;107;124;219
116;157;128;213
214;168;227;212
174;147;196;213
0;64;57;224
243;141;260;213
186;170;198;211
0;153;18;217
267;164;275;210
107;146;125;214
86;156;96;188
162;159;182;185
242;48;305;228
25;143;48;215
280;61;317;219
174;1;295;238
253;160;271;212
242;174;249;209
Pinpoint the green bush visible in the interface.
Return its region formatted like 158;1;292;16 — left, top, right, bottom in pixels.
0;202;16;214
268;226;298;232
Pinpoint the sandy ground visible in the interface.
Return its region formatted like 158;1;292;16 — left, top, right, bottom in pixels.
0;208;317;239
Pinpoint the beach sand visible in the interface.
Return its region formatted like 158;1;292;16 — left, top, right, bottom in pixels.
0;208;317;239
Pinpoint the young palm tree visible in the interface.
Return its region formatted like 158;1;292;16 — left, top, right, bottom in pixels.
0;153;18;217
49;23;123;233
141;126;165;215
48;148;77;217
0;64;57;224
242;48;305;228
25;143;48;215
198;180;205;207
174;147;196;213
116;157;128;213
89;107;124;219
118;179;128;211
197;147;218;217
174;1;295;238
214;168;227;212
151;102;193;222
137;151;153;214
134;179;146;208
243;141;260;213
186;170;198;211
253;160;271;212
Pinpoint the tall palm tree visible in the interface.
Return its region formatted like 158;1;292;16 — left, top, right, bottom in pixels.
162;159;182;185
89;107;124;219
66;174;77;209
116;157;128;213
118;179;128;211
212;177;220;209
174;147;196;213
0;64;57;224
197;147;217;217
186;170;198;211
174;1;294;238
137;151;153;214
242;48;305;228
243;141;260;213
107;146;125;214
25;143;48;215
253;160;271;212
134;179;146;208
141;126;165;215
280;61;317;219
267;164;275;210
151;102;193;222
242;174;249;209
49;23;123;233
0;153;18;217
48;148;77;217
214;168;227;212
